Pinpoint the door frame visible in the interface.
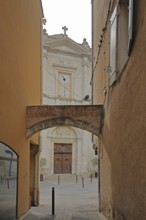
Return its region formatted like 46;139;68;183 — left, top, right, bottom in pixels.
54;143;72;174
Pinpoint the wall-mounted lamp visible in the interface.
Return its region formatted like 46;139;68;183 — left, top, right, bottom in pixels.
83;95;90;101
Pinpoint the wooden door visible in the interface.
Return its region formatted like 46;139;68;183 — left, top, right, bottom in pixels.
54;143;72;174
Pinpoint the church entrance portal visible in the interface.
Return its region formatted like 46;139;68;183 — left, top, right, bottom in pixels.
54;143;72;174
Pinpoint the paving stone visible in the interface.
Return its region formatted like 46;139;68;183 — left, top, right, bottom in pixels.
21;175;107;220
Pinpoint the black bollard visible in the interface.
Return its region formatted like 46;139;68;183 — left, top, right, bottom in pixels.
1;176;2;184
7;178;9;189
76;174;78;184
58;175;60;184
82;177;84;188
52;187;55;215
40;174;43;181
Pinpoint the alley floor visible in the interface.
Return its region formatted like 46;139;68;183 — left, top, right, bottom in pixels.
21;174;107;220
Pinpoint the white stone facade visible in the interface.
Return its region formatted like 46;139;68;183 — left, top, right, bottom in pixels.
40;30;96;177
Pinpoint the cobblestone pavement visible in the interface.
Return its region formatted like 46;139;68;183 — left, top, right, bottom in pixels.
21;175;107;220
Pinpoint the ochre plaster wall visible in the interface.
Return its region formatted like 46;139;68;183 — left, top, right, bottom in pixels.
0;0;42;217
93;0;146;219
92;0;110;105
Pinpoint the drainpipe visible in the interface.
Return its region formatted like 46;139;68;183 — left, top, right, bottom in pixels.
91;0;94;146
91;0;94;105
34;150;40;206
98;138;101;212
41;18;46;105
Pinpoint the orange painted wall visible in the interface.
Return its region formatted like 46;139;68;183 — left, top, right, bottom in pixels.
93;0;146;219
0;0;43;217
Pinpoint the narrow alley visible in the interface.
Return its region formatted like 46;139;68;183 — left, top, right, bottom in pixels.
22;175;106;220
1;1;146;219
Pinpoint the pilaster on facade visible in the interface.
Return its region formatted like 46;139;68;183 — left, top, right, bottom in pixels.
39;31;101;176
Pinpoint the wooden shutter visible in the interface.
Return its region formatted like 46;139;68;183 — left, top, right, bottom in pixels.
128;0;133;55
109;7;118;86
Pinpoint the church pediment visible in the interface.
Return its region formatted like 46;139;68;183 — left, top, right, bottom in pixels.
43;34;91;56
49;45;78;54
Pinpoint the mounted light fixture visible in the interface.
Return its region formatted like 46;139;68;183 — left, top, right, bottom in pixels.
83;95;90;101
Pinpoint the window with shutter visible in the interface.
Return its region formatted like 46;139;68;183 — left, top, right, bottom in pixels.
109;0;134;86
117;1;129;74
128;0;133;55
109;7;118;86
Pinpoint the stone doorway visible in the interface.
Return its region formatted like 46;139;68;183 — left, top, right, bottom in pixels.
54;143;72;174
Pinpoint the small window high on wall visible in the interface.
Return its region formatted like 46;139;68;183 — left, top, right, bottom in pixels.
109;0;134;86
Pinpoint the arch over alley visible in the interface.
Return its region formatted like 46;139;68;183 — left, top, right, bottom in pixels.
26;105;103;138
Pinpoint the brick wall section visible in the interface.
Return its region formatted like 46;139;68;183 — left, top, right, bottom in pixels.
26;105;103;137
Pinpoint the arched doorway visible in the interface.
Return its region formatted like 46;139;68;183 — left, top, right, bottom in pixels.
0;142;18;220
40;126;95;177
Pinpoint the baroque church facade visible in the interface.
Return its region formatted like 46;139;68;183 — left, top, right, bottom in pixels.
40;27;96;177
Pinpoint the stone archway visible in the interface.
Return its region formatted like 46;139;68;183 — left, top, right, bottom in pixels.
26;105;103;137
